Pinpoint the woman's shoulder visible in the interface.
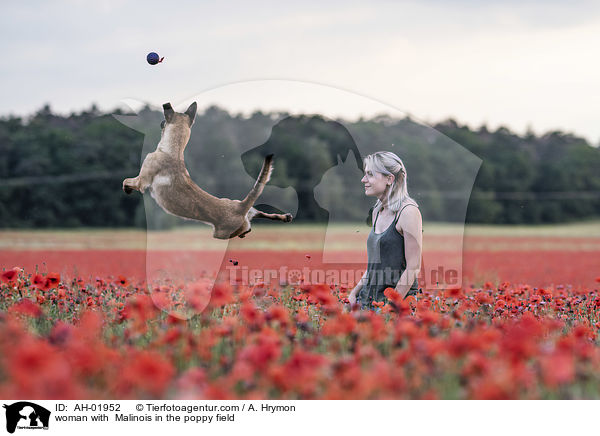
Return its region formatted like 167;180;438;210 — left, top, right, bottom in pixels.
399;199;419;212
396;200;422;234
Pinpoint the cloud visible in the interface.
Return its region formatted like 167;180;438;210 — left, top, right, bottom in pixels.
1;1;599;142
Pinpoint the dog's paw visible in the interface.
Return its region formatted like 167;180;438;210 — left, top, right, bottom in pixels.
284;213;293;222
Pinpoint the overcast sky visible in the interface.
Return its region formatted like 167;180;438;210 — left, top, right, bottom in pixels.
2;0;600;143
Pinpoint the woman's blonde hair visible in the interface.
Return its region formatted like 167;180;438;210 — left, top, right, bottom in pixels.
363;151;416;213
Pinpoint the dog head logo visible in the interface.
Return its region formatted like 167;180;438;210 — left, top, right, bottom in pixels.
3;402;50;434
114;80;481;315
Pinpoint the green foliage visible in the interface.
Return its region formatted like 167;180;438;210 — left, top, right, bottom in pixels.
0;105;598;227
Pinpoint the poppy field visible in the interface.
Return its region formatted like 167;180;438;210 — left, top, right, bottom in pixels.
1;222;600;400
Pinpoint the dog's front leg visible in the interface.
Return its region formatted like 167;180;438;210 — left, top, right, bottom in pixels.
123;175;153;194
122;177;139;195
123;153;160;195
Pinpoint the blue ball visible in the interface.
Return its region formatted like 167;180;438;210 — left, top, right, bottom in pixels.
147;52;160;65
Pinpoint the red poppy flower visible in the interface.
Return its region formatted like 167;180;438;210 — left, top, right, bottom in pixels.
1;267;20;283
208;282;234;308
383;287;400;302
46;272;61;289
115;275;129;287
121;350;175;396
321;312;356;335
266;304;290;327
9;299;43;318
240;301;264;327
32;274;49;290
445;287;463;299
540;351;574;388
271;349;327;393
475;292;493;305
238;329;282;370
9;338;66;389
183;279;212;313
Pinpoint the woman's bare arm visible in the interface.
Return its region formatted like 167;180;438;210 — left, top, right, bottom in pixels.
348;207;378;304
349;270;368;297
395;205;422;298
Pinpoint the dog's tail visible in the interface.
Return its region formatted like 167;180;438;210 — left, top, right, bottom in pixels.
240;154;274;211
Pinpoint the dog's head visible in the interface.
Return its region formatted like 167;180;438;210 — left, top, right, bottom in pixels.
240;115;363;220
160;102;197;144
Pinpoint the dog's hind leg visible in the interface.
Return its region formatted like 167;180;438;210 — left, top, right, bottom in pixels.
213;219;252;239
213;227;234;240
237;228;252;238
228;220;252;239
248;207;293;222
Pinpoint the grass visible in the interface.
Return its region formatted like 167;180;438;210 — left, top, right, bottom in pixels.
1;220;600;251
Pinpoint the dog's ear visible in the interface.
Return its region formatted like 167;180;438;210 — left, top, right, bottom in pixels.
185;102;197;126
343;150;354;165
336;150;352;166
163;103;175;122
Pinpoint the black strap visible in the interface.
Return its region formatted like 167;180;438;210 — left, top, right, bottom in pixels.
376;202;418;229
392;209;401;225
373;207;381;229
397;203;417;218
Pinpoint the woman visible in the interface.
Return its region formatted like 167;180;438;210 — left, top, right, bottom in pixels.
348;151;423;311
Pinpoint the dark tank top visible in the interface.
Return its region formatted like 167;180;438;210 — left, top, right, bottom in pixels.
358;202;420;309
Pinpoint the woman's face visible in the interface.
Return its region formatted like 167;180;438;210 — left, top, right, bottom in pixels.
361;164;391;198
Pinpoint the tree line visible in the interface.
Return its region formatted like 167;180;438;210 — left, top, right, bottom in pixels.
0;104;598;228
